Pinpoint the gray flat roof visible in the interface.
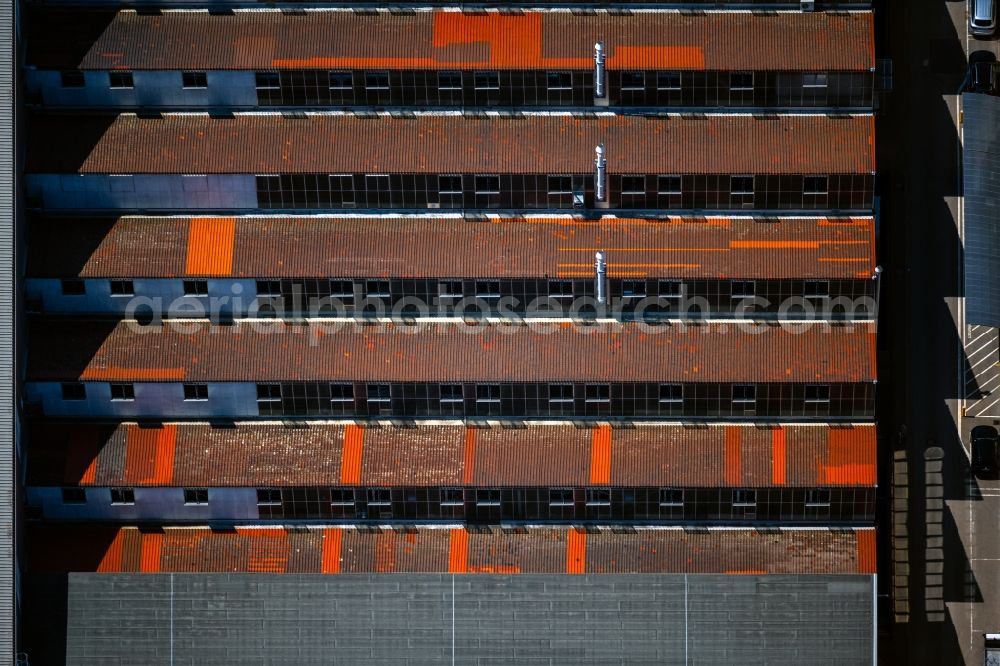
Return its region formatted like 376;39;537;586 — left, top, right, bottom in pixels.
45;572;875;665
963;92;1000;327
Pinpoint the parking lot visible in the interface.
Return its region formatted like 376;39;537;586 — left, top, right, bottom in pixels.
964;325;1000;417
881;0;1000;663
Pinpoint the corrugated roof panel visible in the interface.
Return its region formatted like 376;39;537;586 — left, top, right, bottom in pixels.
361;425;465;486
27;10;875;72
28;525;877;575
27;319;878;383
28;422;877;489
26;114;876;176
471;427;590;486
26;215;878;281
174;423;346;487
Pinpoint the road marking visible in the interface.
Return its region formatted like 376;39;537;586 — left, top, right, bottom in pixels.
974;374;1000;391
970;356;997;373
967;398;1000;419
963;323;1000;416
968;329;994;347
968;333;999;354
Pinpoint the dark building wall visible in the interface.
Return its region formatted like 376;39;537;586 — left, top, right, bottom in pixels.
252;485;876;524
254;381;875;420
256;173;875;211
254;69;874;109
22;483;879;524
27;276;876;318
253;276;876;318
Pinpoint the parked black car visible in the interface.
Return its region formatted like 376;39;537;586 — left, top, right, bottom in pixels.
969;51;997;94
971;425;999;476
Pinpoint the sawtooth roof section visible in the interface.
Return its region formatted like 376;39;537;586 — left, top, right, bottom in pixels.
27;524;877;575
27;215;878;281
27;421;877;488
26;319;878;383
26;9;876;72
26;113;877;176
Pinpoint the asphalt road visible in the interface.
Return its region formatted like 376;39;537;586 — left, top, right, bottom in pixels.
881;0;1000;664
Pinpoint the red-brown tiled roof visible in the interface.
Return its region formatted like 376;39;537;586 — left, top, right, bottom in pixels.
28;422;877;488
26;319;877;383
26;113;876;176
27;525;877;575
27;10;876;72
27;215;878;280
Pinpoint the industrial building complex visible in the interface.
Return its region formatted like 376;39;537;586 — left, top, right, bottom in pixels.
11;0;885;663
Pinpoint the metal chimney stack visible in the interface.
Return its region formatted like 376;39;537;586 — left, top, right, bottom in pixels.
594;144;607;205
594;42;606;99
595;251;608;305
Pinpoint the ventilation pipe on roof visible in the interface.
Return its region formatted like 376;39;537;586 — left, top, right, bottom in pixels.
594;41;607;100
594;144;607;206
595;251;608;305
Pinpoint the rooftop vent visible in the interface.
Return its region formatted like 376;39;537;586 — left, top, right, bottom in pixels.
595;250;608;305
594;144;607;204
593;42;606;99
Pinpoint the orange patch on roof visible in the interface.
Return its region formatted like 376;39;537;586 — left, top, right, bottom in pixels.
340;425;364;485
80;367;185;380
153;425;177;484
729;240;820;249
274;14;703;70
566;529;586;574
725;569;768;575
856;529;877;573
724;426;742;485
821;428;877;485
97;530;125;573
462;428;477;485
139;533;163;573
771;427;787;486
557;270;652;277
817;257;869;263
468;565;521;574
185;217;236;276
589;425;612;484
449;528;469;574
321;528;342;574
123;426;157;484
124;425;176;485
818;218;872;226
